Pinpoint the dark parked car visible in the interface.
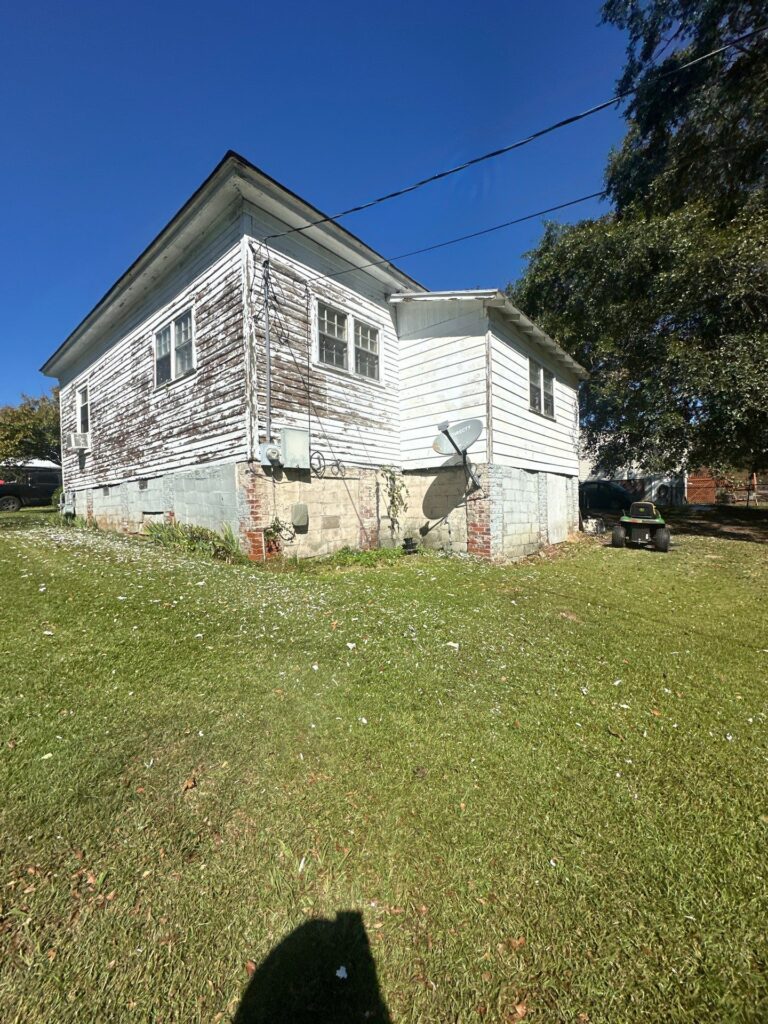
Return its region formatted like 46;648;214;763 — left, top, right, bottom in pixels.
0;465;62;512
579;479;635;515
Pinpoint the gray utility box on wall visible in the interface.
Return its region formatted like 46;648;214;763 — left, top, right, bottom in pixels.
281;427;311;470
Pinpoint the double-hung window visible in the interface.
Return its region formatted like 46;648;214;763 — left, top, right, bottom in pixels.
155;309;194;385
318;303;348;370
317;301;380;381
529;360;555;418
354;321;379;380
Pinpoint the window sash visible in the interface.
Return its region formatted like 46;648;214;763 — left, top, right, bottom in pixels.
318;303;348;369
354;321;379;379
529;361;542;413
77;386;89;433
543;370;555;418
174;311;193;376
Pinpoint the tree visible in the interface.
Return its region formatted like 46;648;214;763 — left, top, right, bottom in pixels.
511;1;768;473
0;392;61;471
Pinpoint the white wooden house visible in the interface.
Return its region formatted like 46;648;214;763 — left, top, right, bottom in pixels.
42;151;587;560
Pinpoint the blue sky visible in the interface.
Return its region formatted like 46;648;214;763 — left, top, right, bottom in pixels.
0;0;628;404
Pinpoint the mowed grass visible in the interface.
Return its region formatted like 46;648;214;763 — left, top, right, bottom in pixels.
1;510;766;1023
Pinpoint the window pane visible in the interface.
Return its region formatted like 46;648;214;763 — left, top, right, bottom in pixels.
156;353;171;385
529;361;541;412
543;370;555;417
319;334;347;369
355;347;379;380
175;342;193;377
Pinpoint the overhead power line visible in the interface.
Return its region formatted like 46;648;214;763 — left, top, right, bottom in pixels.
264;24;766;244
306;190;608;284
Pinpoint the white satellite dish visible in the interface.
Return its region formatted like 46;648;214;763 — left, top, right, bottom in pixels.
431;418;483;490
432;418;483;455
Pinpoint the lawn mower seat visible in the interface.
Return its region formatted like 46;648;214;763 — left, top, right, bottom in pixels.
629;501;658;519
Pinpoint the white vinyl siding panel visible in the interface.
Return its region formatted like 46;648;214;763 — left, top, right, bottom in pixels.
397;300;489;469
489;312;580;475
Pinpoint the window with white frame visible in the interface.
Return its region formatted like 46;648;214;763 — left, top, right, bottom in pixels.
318;303;348;370
529;360;555;418
76;384;90;433
354;320;379;380
317;301;380;381
155;308;194;385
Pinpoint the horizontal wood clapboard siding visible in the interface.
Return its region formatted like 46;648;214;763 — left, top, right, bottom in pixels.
246;229;401;468
489;312;580;476
397;300;489;469
60;223;247;490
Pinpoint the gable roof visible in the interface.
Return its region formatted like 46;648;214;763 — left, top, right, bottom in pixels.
41;150;425;377
389;290;589;381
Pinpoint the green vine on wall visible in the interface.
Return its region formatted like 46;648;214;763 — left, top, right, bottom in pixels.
380;466;408;536
263;516;295;553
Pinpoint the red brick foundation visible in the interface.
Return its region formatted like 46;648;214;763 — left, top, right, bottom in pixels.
466;490;492;558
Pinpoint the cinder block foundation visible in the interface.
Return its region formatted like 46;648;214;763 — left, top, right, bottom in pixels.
68;458;578;562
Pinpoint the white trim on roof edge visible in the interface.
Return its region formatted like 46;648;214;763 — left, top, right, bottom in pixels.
389;290;589;381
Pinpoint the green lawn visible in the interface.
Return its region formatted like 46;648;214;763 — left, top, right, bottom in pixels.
1;510;766;1023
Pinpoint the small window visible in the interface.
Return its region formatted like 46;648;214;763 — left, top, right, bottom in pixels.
529;360;555;419
77;385;90;433
174;310;194;376
155;308;194;385
318;303;348;370
529;361;542;413
156;325;172;385
354;321;379;380
543;369;555;418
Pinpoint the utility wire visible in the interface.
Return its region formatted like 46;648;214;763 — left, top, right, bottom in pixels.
305;190;607;284
263;25;766;244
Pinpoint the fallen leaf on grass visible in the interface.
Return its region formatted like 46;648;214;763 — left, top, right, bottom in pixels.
245;959;257;978
46;948;57;962
650;709;662;717
182;775;197;793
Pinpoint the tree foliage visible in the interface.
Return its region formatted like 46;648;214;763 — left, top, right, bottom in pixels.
0;392;61;469
511;1;768;472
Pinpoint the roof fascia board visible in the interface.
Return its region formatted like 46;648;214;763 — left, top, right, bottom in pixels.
43;151;425;377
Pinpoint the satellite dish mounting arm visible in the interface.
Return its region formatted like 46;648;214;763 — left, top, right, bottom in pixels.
438;421;482;491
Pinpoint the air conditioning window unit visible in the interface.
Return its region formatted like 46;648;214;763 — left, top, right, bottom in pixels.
68;432;90;451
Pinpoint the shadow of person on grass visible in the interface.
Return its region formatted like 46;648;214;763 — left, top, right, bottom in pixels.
234;910;391;1024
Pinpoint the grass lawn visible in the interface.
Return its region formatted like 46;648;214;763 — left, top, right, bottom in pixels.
1;508;766;1022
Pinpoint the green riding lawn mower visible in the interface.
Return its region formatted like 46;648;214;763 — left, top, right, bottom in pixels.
611;501;672;553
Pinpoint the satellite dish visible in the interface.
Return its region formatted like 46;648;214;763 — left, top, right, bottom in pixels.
432;418;483;455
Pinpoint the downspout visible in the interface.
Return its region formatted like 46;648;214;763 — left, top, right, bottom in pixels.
263;258;272;444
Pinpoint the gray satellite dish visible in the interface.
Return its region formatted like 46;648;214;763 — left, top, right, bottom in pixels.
431;418;483;491
432;418;483;455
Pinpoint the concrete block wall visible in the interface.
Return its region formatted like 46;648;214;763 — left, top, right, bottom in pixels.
238;464;382;559
72;462;241;537
70;459;579;563
400;466;471;554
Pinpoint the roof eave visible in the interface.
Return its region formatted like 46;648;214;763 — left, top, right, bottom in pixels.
390;289;589;381
42;151;426;378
